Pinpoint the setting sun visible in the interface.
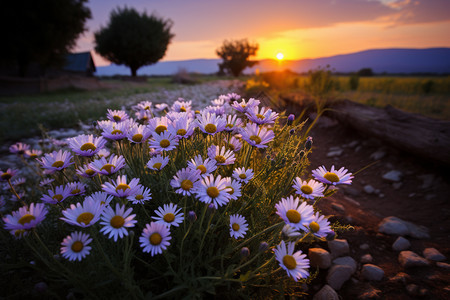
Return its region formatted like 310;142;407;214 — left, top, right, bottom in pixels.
276;52;284;60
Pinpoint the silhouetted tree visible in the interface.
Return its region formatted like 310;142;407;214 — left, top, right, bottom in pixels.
0;0;91;77
357;68;374;77
216;39;259;77
95;7;174;77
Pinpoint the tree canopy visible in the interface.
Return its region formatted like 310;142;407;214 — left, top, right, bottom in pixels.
216;39;259;77
95;7;174;77
0;0;91;77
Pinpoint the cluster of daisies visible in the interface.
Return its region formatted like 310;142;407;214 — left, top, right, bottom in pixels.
1;92;353;281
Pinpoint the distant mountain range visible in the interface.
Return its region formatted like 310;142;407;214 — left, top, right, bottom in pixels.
96;48;450;76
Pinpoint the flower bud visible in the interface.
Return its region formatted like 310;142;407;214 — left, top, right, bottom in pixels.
207;203;216;213
240;247;250;258
305;137;313;151
326;230;336;241
287;114;295;126
259;242;269;252
187;211;197;222
289;129;295;135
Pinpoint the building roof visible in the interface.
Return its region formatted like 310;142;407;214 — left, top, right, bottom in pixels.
63;52;96;73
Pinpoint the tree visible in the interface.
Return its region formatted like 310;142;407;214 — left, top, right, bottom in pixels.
357;68;374;77
0;0;91;77
95;7;174;77
216;39;259;77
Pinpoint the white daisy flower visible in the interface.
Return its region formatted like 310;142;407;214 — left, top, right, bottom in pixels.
0;168;18;181
223;93;241;103
90;154;126;176
97;148;110;158
127;124;152;144
282;224;302;239
41;185;72;204
187;154;217;177
203;105;225;116
39;178;54;187
312;165;354;185
153;203;184;228
308;213;332;238
67;134;107;157
9;142;30;155
171;99;192;113
154;103;169;112
107;109;129;123
24;149;42;158
149;131;179;152
76;163;97;178
207;145;235;166
100;119;131;140
127;185;152;204
67;182;87;196
60;197;103;227
226;136;242;152
85;191;113;207
229;214;248;239
146;155;169;171
37;150;74;172
275;241;310;282
102;175;140;198
223;177;242;200
240;123;274;148
135;109;153;123
197;112;226;135
139;222;171;256
231;98;260;113
12;177;26;186
133;100;153;112
224;114;243;132
232;167;254;184
275;195;314;232
292;178;325;199
167;114;195;139
245;106;278;125
194;174;231;208
60;231;92;261
100;203;137;241
3;203;48;231
170;168;202;196
148;116;170;135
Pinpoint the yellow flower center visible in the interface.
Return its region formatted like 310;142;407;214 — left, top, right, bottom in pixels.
100;164;115;174
135;195;144;200
226;186;234;195
160;139;170;148
324;172;339;183
155;125;167;135
207;186;220;198
241;104;246;108
205;124;217;134
71;189;81;195
196;165;207;174
180;107;186;112
71;241;84;253
181;179;193;191
52;161;64;168
85;169;95;176
52;194;63;202
286;209;301;223
153;163;162;170
29;153;38;158
195;110;200;114
1;173;12;180
76;212;94;225
150;233;162;245
300;185;313;195
113;115;121;122
132;134;143;143
215;155;226;164
111;129;123;135
80;143;96;152
232;223;240;231
116;184;130;192
239;174;247;179
226;124;234;128
176;129;187;136
110;215;125;228
256;113;265;120
144;106;150;110
18;214;35;225
228;144;235;150
310;221;320;233
163;213;175;223
14;229;26;237
249;135;262;144
283;255;297;270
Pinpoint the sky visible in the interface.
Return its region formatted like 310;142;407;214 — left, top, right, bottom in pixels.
75;0;450;66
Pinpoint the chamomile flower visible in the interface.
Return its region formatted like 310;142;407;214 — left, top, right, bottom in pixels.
168;114;194;139
67;182;87;196
37;150;74;172
100;120;130;140
308;213;332;238
39;178;54;187
0;168;18;181
275;241;310;281
135;109;153;123
12;177;26;186
194;174;231;208
226;136;242;152
172;99;192;113
3;203;48;231
207;145;235;165
223;93;241;103
139;222;171;256
90;154;126;176
148;116;170;135
154;103;168;112
170;168;201;196
24;149;42;158
107;109;129;123
9;142;30;155
134;100;153;112
100;203;137;241
127;124;152;144
97;148;110;158
187;155;217;177
232;167;254;184
153;203;184;228
203;105;225;116
312;165;354;185
246;106;278;125
231;98;260;113
149;131;179;152
224;114;243;132
60;197;103;227
67;134;107;157
197;112;226;135
146;155;169;171
76;164;97;178
41;185;72;204
229;214;248;239
275;196;314;232
85;191;113;207
282;224;302;239
102;175;140;198
240;123;274;148
60;231;92;261
223;177;242;200
292;178;325;199
127;185;152;204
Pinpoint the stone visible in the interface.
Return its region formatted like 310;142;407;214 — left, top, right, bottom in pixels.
406;284;419;296
313;285;339;300
309;248;332;269
343;187;360;197
436;262;450;269
370;150;386;160
362;264;384;281
328;239;349;258
331;203;345;213
398;251;430;268
392;236;411;251
361;254;373;264
360;243;370;250
347;141;359;148
378;216;430;239
327;149;343;157
333;256;357;274
423;248;446;261
358;285;382;300
326;265;353;290
418;174;435;189
389;272;410;284
363;185;375;194
382;170;403;182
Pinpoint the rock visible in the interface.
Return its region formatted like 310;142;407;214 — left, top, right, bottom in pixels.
347;141;359;148
313;285;339;300
392;182;403;190
343;186;360;197
382;170;403;182
326;265;353;290
309;248;332;269
378;216;430;239
327;149;343;157
363;185;375;194
361;254;373;264
423;248;446;261
333;256;357;274
358;285;382;299
331;203;345;213
406;284;419;296
436;262;450;269
389;272;410;284
392;237;411;251
328;239;349;258
398;251;430;268
362;264;384;281
418;174;434;189
370;150;386;160
360;243;370;250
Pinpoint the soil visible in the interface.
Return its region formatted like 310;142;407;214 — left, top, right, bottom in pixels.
286;105;450;299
